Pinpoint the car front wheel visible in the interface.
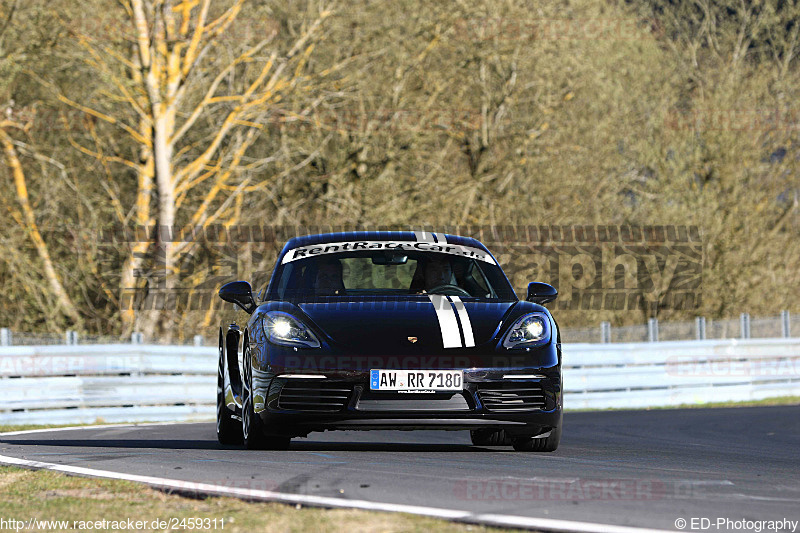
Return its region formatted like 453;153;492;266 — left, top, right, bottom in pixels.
217;334;242;445
470;429;513;446
242;341;290;450
512;414;562;452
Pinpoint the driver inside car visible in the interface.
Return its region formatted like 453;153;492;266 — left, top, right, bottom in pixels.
314;258;346;296
415;257;457;293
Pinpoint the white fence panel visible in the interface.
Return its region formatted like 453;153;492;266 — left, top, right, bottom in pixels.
1;375;214;411
0;405;215;426
566;381;800;410
0;345;216;425
562;338;800;367
563;358;800;392
0;345;215;377
1;339;799;424
562;338;800;409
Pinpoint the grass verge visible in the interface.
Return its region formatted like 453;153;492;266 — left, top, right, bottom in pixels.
568;395;800;412
0;421;182;434
4;396;800;433
0;466;513;533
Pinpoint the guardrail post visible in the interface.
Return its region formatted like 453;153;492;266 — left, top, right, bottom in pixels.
193;335;204;347
695;317;706;340
781;310;791;338
600;321;611;343
65;330;79;345
648;318;659;342
0;328;10;346
740;313;750;339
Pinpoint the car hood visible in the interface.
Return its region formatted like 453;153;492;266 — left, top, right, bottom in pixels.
296;298;517;354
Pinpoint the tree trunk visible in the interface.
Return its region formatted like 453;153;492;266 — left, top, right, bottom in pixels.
1;127;81;324
153;112;175;286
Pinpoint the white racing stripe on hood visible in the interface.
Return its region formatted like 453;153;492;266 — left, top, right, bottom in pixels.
413;231;435;242
413;231;447;244
428;294;462;348
448;296;475;348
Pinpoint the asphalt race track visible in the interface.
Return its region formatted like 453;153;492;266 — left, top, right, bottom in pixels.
2;406;799;531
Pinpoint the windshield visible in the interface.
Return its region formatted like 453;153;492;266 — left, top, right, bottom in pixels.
267;248;516;300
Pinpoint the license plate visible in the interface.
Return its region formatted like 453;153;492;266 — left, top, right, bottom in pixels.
369;370;463;391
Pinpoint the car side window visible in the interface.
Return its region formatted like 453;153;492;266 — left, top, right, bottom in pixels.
467;262;491;294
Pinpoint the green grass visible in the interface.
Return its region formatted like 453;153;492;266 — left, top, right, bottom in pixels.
4;396;799;434
0;421;164;433
646;396;800;410
0;466;514;533
568;395;800;412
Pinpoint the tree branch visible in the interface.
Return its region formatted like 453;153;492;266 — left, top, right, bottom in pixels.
1;125;80;322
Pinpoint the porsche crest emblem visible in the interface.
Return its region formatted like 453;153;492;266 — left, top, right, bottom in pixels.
407;336;418;343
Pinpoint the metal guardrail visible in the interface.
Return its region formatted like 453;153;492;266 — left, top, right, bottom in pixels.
560;311;797;344
0;345;216;425
562;338;800;409
1;312;796;347
0;339;798;424
0;329;207;346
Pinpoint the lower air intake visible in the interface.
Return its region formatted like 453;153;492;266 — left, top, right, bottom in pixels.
356;391;470;411
277;381;352;412
477;383;546;412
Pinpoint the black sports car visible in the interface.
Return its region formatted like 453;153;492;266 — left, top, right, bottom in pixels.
216;231;562;451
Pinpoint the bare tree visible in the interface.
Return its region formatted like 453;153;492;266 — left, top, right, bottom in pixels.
52;0;335;338
1;115;80;322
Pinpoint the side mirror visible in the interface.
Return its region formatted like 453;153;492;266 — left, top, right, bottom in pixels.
219;281;257;314
526;282;558;305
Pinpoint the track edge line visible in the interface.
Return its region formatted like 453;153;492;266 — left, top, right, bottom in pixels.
0;451;674;533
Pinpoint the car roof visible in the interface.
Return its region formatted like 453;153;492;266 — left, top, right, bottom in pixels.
281;231;489;252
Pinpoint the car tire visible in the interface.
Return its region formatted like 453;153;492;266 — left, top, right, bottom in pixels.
242;340;290;451
470;429;513;446
217;335;243;445
512;420;562;452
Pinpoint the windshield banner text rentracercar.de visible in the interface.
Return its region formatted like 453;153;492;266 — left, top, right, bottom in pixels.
281;241;497;265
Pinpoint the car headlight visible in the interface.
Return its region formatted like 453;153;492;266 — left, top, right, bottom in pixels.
263;311;321;349
502;313;550;349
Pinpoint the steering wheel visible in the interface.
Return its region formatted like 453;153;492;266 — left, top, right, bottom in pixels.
427;284;471;297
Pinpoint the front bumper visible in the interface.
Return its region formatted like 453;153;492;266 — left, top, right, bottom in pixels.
254;369;562;437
